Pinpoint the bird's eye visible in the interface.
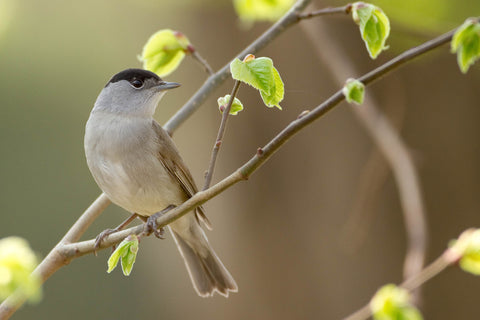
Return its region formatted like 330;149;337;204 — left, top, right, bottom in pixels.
130;79;144;88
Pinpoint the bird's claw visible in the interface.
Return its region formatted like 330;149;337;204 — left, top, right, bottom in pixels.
94;228;118;254
142;205;175;239
143;215;166;239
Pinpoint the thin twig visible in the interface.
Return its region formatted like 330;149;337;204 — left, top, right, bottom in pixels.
359;30;456;84
189;46;215;76
401;253;453;292
203;80;241;190
297;4;352;20
343;251;456;320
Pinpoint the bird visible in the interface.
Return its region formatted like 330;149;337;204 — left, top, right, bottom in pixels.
84;68;237;297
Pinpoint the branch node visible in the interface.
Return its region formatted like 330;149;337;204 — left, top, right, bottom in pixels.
239;169;249;181
186;44;195;54
298;110;310;119
257;147;264;156
345;3;353;14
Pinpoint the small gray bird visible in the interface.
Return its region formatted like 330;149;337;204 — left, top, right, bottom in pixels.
84;68;237;297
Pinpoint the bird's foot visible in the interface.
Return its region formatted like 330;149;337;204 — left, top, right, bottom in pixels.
93;213;141;255
94;228;118;254
142;205;176;239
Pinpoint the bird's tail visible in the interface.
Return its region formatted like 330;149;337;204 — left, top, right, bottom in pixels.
169;226;237;297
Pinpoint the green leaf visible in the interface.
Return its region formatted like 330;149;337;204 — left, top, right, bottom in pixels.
230;55;284;109
140;29;190;77
342;78;365;105
233;0;295;23
260;67;284;109
352;2;390;59
0;237;42;303
217;95;244;115
451;18;480;73
107;235;139;276
400;307;423;320
450;229;480;275
230;56;274;93
370;284;423;320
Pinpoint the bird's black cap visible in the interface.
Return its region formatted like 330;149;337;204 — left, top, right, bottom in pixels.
106;68;160;87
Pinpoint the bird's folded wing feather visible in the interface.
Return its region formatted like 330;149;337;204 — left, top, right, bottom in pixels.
152;121;212;230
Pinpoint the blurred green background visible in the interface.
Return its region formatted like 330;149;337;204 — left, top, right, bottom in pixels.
1;0;480;319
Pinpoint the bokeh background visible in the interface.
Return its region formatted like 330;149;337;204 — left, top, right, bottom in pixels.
1;0;480;319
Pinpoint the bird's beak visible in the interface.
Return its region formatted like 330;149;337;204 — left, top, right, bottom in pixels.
156;81;181;91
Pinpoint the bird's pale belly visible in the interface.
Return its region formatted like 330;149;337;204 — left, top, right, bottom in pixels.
89;152;186;217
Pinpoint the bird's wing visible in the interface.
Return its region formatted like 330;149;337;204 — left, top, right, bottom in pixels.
152;121;212;229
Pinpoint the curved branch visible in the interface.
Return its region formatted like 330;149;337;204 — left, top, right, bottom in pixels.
189;47;215;76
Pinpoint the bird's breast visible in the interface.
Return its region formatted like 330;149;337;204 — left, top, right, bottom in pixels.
85;113;185;216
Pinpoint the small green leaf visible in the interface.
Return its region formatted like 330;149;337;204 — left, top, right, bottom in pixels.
342;78;365;105
140;29;191;77
370;284;423;320
451;18;480;73
260;67;284;109
230;55;284;109
0;237;42;303
217;95;244;115
107;248;122;274
352;2;390;59
107;235;139;276
400;307;423;320
233;0;295;23
449;229;480;275
230;56;274;93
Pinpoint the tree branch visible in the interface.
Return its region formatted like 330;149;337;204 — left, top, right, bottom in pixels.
297;4;352;20
203;80;241;190
359;30;456;84
188;45;215;76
